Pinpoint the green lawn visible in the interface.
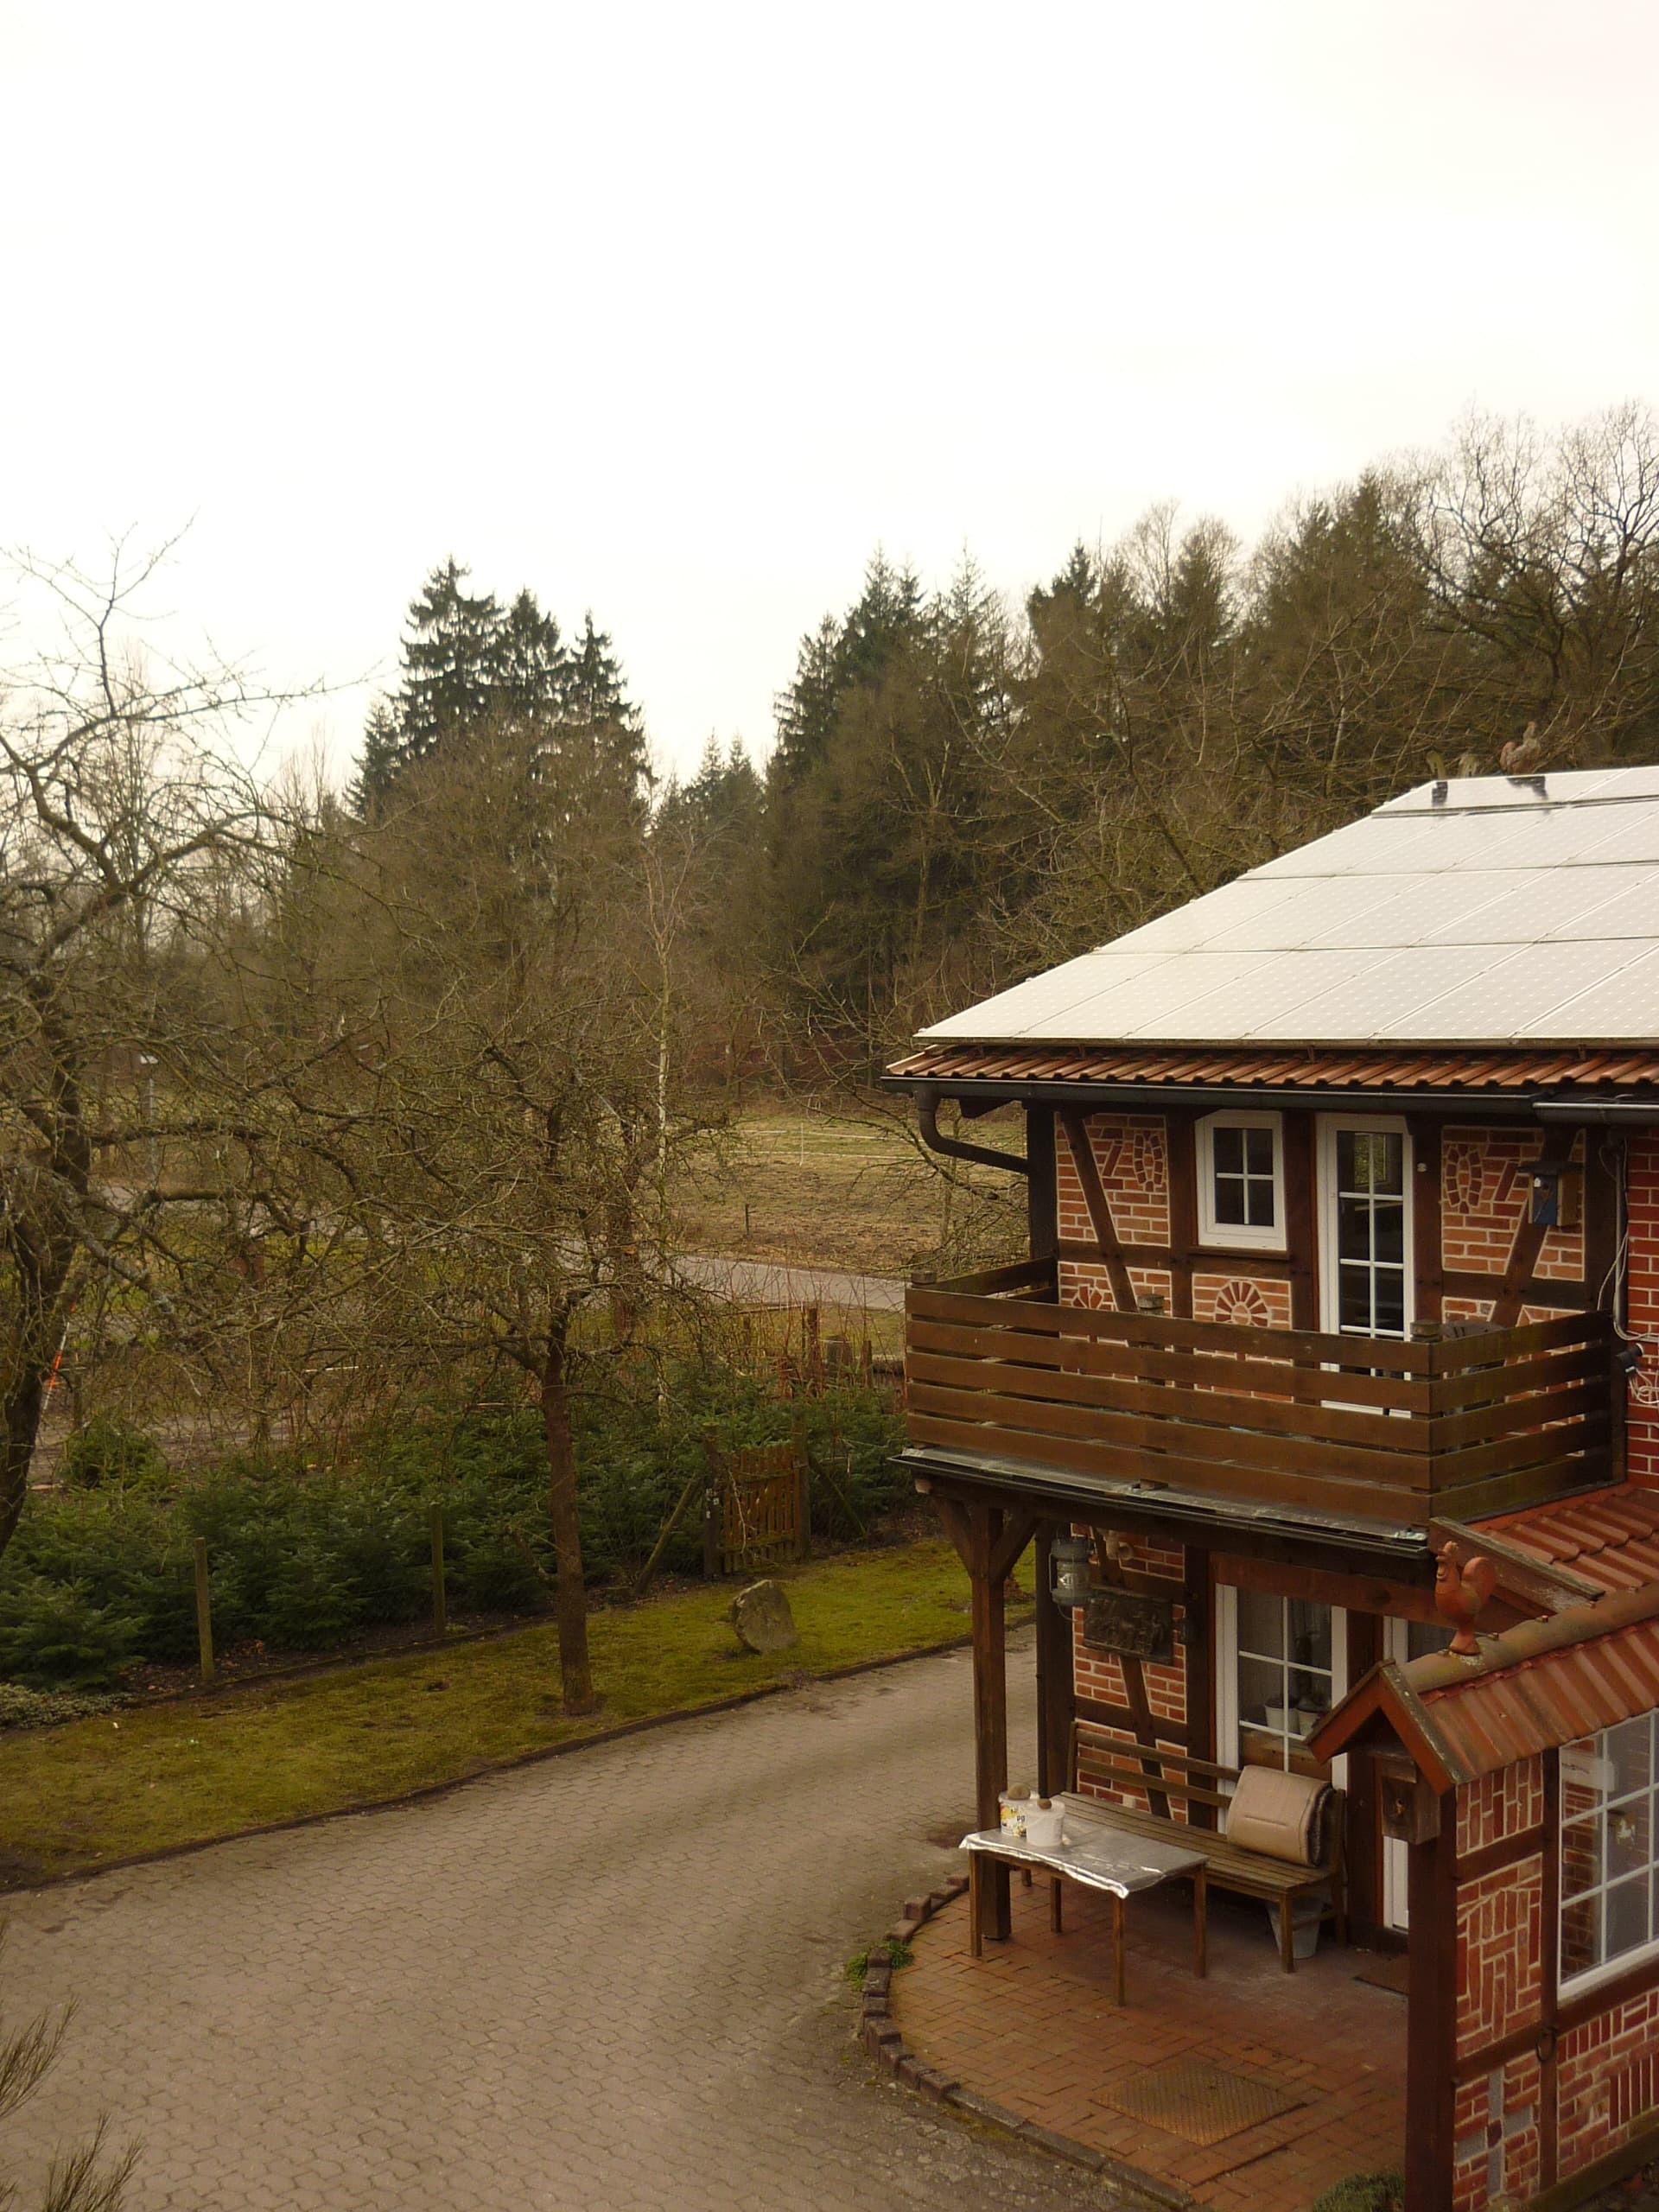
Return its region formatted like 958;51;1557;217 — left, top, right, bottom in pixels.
0;1539;989;1889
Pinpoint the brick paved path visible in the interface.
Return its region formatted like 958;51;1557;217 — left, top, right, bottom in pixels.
3;1640;1109;2211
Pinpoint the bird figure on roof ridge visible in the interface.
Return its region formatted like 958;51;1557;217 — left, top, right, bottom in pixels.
1499;721;1545;775
1435;1540;1498;1657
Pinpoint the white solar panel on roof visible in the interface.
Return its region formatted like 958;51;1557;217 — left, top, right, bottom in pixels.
918;768;1659;1050
1244;945;1499;1040
1545;867;1659;939
1294;871;1522;950
1108;874;1308;953
918;946;1179;1039
1516;942;1659;1038
1371;941;1649;1040
1119;950;1398;1038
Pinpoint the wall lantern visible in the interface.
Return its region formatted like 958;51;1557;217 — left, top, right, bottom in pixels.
1050;1534;1093;1611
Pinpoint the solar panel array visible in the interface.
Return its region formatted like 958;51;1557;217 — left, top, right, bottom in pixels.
919;769;1659;1046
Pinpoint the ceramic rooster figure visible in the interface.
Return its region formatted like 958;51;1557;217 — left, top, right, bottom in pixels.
1434;1541;1498;1657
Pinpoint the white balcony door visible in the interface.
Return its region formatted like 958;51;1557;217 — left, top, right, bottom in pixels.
1317;1116;1414;1343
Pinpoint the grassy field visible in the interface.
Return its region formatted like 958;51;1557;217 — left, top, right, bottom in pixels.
0;1538;1011;1891
677;1099;1025;1279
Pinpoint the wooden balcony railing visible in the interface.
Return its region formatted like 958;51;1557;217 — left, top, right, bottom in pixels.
904;1265;1616;1529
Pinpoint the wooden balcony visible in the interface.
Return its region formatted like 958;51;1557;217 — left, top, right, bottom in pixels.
904;1261;1617;1530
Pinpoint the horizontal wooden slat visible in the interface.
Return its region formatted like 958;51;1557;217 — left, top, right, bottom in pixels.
1428;1339;1610;1418
906;1409;1429;1525
1431;1311;1605;1370
926;1256;1059;1298
906;1314;1430;1414
908;1287;1427;1371
1433;1402;1611;1485
906;1377;1433;1490
907;1348;1432;1458
1428;1363;1611;1447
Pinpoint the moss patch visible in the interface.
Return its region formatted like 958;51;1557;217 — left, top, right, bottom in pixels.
0;1539;996;1886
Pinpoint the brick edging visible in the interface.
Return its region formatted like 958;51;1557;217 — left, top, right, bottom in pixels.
859;1884;1194;2211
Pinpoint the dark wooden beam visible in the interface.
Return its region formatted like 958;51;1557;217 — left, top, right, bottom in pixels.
1408;1115;1445;1326
988;1510;1039;1588
1491;1124;1580;1328
1058;1109;1136;1312
968;1502;1011;1940
930;1491;973;1572
1164;1106;1198;1319
1033;1524;1074;1798
1405;1798;1459;2212
1026;1105;1058;1264
1282;1109;1318;1329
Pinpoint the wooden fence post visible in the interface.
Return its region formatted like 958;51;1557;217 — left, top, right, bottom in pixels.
791;1408;811;1561
193;1536;214;1687
702;1427;723;1580
429;1504;447;1637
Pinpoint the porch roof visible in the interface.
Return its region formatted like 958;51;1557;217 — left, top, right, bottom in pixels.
1308;1580;1659;1789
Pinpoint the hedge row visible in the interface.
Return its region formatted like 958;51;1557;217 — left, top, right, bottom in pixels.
0;1371;906;1688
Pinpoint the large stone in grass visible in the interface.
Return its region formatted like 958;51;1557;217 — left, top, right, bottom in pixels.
730;1578;798;1655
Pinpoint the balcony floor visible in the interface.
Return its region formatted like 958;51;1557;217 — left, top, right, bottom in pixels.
893;1874;1407;2211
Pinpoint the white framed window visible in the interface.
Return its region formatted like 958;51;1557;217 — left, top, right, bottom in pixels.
1197;1111;1286;1252
1560;1714;1659;1996
1316;1116;1413;1341
1216;1583;1346;1777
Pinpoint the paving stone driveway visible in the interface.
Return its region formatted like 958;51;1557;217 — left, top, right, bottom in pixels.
5;1637;1110;2211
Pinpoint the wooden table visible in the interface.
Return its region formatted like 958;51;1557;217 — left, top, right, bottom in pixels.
959;1826;1208;2006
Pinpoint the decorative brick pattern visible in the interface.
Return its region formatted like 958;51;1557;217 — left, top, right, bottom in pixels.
1191;1273;1293;1329
1452;2056;1543;2212
1058;1261;1174;1310
1457;1759;1545;1858
1453;1855;1543;2063
1441;1124;1585;1282
1055;1116;1171;1249
1558;1986;1659;2183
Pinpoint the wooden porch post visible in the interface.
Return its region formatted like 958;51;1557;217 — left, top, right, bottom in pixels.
1404;1796;1458;2212
969;1502;1012;1942
1033;1522;1074;1799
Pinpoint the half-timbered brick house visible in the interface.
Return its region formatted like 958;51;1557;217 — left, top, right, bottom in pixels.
885;768;1659;2209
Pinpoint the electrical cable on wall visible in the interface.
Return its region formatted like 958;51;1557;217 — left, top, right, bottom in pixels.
1597;1134;1659;1408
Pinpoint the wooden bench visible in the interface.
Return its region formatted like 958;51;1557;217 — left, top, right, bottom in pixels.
1067;1720;1347;1974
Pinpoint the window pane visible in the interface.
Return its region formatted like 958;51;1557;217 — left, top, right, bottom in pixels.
1609;1795;1652;1880
1610;1717;1653;1800
1238;1654;1287;1732
1287;1601;1332;1675
1374;1204;1405;1267
1338;1195;1370;1257
1237;1589;1285;1660
1373;1269;1406;1337
1562;1889;1601;1978
1214;1174;1247;1225
1242;1128;1274;1176
1213;1127;1243;1175
1245;1179;1276;1228
1607;1873;1650;1960
1339;1262;1373;1332
1560;1814;1602;1901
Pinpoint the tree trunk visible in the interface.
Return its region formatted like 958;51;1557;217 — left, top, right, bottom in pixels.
540;1322;597;1714
0;1370;47;1559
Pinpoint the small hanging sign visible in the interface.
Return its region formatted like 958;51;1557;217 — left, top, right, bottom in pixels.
1082;1589;1174;1665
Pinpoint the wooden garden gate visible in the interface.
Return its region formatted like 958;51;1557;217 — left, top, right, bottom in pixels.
703;1420;810;1576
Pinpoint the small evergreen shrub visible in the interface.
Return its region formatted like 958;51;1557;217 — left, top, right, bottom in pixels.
1312;2174;1405;2212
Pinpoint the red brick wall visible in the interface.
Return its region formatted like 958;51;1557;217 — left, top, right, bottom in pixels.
1627;1130;1659;1491
1072;1535;1190;1819
1445;1754;1659;2202
1055;1115;1170;1249
1557;1986;1659;2183
1441;1125;1586;1284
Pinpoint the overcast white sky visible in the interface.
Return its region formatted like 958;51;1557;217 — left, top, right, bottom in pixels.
3;0;1656;786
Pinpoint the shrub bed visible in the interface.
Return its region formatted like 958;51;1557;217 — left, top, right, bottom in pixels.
1;1371;906;1689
